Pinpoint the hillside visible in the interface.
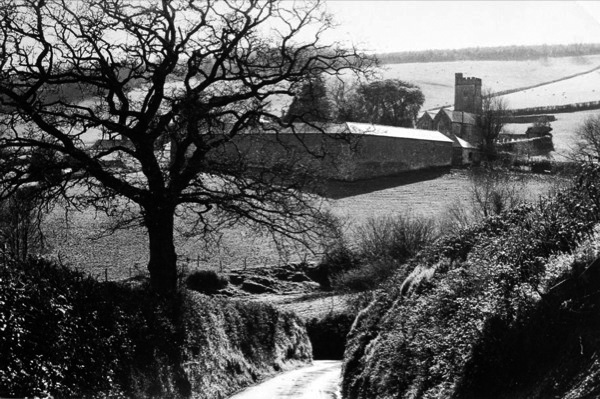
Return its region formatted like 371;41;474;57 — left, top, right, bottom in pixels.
380;54;600;159
498;69;600;109
380;55;600;111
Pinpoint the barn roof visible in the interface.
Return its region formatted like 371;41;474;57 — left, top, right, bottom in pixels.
247;122;454;143
346;122;454;143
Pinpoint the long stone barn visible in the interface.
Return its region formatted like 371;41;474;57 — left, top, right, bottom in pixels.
225;122;454;181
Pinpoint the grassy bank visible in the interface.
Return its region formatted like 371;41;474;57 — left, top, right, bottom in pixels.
0;258;311;398
342;163;600;399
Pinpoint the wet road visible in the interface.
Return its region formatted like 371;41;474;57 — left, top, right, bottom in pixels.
228;360;342;399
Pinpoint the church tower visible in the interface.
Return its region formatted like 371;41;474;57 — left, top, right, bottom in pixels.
454;73;482;114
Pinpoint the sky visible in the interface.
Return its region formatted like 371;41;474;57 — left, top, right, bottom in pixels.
323;1;600;53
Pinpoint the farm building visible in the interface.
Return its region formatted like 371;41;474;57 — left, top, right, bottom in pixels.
225;122;454;181
417;73;483;165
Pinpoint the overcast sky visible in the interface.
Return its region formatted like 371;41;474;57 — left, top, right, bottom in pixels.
323;1;600;53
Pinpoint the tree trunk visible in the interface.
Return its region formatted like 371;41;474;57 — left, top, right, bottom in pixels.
145;206;178;295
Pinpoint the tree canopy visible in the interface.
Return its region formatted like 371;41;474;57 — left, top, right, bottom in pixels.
337;79;424;128
0;0;372;294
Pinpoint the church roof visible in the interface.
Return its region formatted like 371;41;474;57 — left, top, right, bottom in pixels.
439;109;478;125
417;111;435;120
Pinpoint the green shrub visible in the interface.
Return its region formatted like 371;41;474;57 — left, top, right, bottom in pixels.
186;269;229;294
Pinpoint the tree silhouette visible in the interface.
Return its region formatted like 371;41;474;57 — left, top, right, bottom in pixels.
0;0;372;294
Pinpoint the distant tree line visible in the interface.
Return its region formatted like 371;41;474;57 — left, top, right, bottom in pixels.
376;43;600;64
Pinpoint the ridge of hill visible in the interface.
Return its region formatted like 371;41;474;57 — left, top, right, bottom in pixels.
376;43;600;64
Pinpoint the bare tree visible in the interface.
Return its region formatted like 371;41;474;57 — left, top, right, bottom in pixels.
572;114;600;162
0;0;372;294
469;167;524;218
480;89;510;162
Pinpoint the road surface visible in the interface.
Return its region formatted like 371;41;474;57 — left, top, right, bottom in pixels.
228;360;342;399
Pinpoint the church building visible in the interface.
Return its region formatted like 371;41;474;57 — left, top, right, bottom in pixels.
417;73;483;165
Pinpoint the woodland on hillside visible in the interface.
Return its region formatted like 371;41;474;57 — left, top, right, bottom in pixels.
377;43;600;64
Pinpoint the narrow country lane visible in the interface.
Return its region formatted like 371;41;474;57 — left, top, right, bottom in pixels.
228;360;342;399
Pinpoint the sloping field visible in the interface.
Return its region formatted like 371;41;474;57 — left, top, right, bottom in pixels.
327;170;559;228
43;170;562;280
381;55;600;110
499;69;600;109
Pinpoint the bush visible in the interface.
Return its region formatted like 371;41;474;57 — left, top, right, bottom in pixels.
330;214;437;293
356;214;437;263
0;257;179;398
333;260;399;292
312;244;361;289
186;269;229;294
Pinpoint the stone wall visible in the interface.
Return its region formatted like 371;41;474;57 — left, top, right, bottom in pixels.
350;135;453;180
228;132;453;181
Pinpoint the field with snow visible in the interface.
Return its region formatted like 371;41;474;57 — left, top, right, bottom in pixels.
499;69;600;109
382;54;600;158
381;55;600;110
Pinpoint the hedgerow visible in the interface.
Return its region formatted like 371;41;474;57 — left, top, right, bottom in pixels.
0;257;311;398
0;258;181;398
343;163;600;399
